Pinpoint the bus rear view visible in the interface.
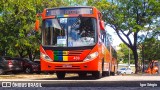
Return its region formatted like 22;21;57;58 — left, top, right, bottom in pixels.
35;6;117;79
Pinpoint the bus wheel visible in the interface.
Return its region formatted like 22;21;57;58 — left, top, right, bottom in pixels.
78;72;87;78
111;66;116;76
56;72;65;79
105;71;110;76
92;71;101;79
102;71;110;76
110;72;115;76
102;71;108;77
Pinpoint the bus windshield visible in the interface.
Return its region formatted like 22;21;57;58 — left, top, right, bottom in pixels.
42;17;96;47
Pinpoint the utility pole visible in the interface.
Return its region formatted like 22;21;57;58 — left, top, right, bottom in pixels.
142;45;145;73
128;48;130;68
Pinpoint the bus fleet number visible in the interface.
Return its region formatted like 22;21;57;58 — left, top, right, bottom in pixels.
73;56;80;60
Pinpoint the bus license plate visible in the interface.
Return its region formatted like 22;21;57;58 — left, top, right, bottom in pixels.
63;64;72;68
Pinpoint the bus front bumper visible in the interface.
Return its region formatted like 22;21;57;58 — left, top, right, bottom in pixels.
40;58;100;72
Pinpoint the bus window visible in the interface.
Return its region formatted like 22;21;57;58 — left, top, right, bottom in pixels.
68;17;96;47
42;17;96;47
100;30;106;43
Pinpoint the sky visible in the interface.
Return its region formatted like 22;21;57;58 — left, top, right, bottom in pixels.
105;25;122;47
105;25;136;50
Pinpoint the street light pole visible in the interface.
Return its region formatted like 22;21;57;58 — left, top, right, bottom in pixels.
142;45;145;73
129;48;130;68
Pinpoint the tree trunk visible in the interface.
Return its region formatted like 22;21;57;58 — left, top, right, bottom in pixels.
1;50;6;56
132;47;139;74
19;51;23;58
27;48;33;61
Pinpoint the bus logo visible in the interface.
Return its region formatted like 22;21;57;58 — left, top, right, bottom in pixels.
2;82;11;87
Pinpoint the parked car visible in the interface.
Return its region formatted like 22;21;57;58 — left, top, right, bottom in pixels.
0;56;23;74
117;67;134;75
0;66;5;75
20;58;40;74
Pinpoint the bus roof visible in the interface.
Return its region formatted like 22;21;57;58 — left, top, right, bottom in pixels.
46;6;95;10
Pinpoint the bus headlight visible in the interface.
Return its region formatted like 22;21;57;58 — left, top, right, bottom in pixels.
84;52;98;62
40;52;52;61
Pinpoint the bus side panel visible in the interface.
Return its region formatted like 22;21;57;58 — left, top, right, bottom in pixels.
102;44;111;72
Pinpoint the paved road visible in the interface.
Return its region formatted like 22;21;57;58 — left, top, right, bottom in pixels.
0;74;160;90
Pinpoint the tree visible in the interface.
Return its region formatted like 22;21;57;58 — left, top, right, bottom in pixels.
117;43;134;64
0;0;38;58
144;38;160;60
87;0;160;73
139;28;160;61
0;0;68;60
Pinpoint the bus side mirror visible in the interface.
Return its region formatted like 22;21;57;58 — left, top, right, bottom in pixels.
100;20;105;30
35;19;40;31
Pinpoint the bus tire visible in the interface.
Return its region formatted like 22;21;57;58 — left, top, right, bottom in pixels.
111;66;116;76
78;72;87;78
106;71;110;76
92;71;101;79
102;71;109;76
56;72;65;79
110;72;115;76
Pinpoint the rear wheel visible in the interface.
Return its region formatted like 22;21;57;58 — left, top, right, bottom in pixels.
56;72;66;79
111;66;116;76
106;71;110;76
102;71;110;76
110;72;115;76
103;62;111;76
100;59;109;77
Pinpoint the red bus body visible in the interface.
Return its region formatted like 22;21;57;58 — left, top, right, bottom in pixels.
36;6;117;79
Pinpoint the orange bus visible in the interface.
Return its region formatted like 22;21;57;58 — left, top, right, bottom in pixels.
35;6;117;79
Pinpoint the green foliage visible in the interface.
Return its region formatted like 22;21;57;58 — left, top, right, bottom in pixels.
143;37;160;61
0;0;68;59
86;0;160;73
117;43;134;64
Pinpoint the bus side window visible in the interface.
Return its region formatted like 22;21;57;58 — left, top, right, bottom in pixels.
100;30;106;43
105;34;110;50
101;34;104;42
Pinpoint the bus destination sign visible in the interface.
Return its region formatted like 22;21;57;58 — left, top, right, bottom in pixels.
46;7;93;16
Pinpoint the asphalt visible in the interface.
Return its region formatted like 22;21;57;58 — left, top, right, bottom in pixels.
0;74;160;90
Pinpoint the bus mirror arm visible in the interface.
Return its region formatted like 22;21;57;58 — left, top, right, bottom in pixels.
34;13;42;31
100;20;105;30
35;19;40;31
